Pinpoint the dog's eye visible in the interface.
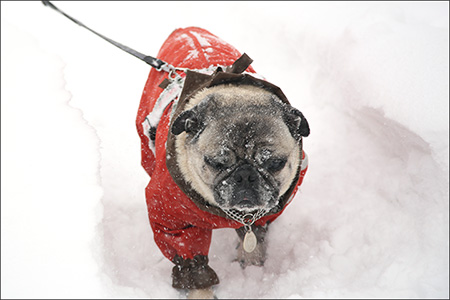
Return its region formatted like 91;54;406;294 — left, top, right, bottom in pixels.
266;158;287;172
204;157;226;170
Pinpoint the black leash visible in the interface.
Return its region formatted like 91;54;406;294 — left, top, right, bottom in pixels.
41;1;173;72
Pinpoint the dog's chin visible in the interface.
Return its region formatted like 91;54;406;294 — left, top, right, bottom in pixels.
232;203;263;213
215;197;277;214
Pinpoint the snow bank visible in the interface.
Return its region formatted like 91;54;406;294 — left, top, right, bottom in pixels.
2;1;448;299
1;23;105;298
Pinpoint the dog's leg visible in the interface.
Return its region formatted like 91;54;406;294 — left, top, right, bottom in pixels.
235;224;268;268
172;255;219;298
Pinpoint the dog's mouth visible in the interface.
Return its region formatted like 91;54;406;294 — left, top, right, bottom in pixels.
238;198;253;207
213;163;280;212
233;189;259;207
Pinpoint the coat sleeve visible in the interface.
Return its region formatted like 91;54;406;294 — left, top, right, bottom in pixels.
150;221;212;261
149;217;220;289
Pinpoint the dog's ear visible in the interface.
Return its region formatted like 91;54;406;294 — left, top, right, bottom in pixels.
283;107;310;140
171;109;200;135
171;95;216;136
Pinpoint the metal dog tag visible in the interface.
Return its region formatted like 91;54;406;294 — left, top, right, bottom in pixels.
243;230;257;253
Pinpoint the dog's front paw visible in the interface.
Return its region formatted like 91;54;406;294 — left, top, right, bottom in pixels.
187;287;215;299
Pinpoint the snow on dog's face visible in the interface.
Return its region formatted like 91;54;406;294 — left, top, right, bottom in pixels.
172;84;309;212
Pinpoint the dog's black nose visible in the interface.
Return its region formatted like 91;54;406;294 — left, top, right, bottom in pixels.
233;165;258;185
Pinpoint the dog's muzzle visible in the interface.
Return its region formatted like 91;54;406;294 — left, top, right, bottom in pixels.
231;164;261;208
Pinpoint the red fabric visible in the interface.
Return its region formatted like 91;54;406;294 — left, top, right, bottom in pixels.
136;27;307;261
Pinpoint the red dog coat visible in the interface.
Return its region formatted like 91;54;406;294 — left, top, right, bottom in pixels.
136;27;307;264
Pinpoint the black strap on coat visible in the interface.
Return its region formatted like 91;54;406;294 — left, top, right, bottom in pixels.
41;1;172;72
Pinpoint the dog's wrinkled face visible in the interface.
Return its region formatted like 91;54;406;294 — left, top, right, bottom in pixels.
172;85;309;212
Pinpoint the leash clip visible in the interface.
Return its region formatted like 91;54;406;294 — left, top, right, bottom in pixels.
168;66;188;81
158;62;175;73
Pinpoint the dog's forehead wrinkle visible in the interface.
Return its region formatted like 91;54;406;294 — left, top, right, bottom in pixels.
205;118;293;159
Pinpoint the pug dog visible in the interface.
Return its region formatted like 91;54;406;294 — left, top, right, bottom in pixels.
137;28;309;299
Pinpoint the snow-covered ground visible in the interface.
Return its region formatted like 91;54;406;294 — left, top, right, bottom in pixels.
2;1;448;298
